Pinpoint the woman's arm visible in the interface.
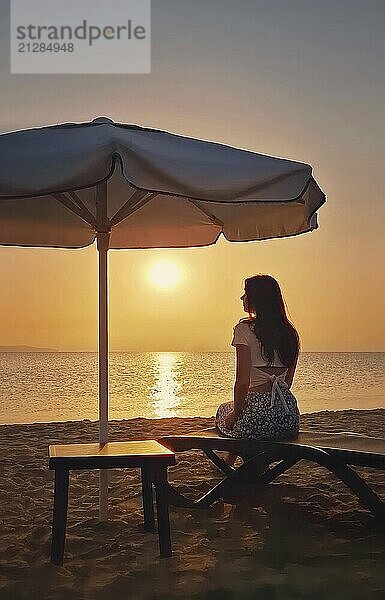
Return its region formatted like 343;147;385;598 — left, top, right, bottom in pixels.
285;350;299;388
225;344;251;429
225;345;251;429
233;345;251;416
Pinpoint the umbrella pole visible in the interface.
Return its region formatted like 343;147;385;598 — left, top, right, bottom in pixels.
98;233;110;520
96;181;110;521
98;234;109;446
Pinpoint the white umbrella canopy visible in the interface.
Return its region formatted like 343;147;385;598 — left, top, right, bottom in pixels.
0;116;326;517
0;116;325;248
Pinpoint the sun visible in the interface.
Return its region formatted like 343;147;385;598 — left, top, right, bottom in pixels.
148;260;182;289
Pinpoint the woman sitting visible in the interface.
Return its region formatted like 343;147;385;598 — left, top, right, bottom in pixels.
215;274;300;465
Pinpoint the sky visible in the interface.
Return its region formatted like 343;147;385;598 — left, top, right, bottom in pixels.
0;0;384;352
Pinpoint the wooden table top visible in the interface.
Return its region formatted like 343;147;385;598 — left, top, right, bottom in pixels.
49;440;175;469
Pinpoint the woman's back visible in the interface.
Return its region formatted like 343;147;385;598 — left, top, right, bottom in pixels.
232;319;289;388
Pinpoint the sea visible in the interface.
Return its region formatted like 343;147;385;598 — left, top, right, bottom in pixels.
0;352;384;425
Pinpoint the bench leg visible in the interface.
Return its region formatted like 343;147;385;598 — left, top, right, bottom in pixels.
51;468;69;566
320;457;385;520
203;449;236;476
154;467;172;557
141;466;155;532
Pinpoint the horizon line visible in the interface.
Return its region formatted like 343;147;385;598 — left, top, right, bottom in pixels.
0;348;384;354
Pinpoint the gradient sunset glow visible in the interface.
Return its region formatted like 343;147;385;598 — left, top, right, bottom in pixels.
0;1;384;352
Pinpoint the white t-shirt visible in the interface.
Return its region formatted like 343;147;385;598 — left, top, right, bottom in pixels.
231;320;287;387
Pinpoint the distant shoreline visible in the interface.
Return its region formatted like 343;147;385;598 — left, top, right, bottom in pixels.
0;348;383;353
0;345;57;352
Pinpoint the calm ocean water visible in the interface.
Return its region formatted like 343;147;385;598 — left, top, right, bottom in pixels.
0;352;384;425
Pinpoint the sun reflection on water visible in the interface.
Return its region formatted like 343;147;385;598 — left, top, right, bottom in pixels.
150;352;182;418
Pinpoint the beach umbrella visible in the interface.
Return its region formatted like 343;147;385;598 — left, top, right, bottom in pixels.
0;116;326;517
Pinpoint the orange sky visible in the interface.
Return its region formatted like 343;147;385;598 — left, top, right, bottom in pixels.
0;1;384;351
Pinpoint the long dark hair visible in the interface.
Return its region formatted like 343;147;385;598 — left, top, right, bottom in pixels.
244;275;300;367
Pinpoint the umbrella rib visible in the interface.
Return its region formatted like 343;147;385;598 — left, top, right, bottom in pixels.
110;190;157;226
52;192;97;227
67;191;98;226
187;198;224;227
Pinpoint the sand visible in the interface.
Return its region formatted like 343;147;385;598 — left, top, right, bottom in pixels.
0;409;384;600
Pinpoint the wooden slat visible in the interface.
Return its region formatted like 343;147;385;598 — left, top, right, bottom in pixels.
49;440;175;470
49;440;174;459
158;428;385;469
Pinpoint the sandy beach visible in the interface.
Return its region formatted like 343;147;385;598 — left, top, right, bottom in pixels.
0;409;384;600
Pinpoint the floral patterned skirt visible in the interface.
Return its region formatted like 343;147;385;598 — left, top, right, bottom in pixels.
215;387;300;440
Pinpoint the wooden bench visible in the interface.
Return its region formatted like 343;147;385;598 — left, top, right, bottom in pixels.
158;428;385;520
49;440;176;565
